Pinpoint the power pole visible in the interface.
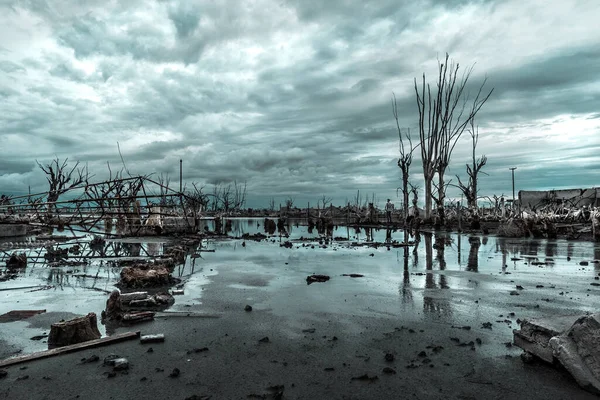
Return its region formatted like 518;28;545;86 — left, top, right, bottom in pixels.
179;159;183;194
509;167;517;214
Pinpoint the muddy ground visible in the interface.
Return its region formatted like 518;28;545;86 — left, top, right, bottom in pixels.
1;219;600;399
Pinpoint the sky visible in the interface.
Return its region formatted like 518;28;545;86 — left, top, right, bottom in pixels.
0;0;599;209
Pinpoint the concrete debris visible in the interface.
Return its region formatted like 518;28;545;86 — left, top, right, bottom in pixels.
514;313;600;394
140;334;165;344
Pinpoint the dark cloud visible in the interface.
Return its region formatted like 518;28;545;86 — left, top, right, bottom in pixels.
0;0;598;207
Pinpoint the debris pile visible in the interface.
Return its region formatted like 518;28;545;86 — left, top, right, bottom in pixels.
118;259;178;288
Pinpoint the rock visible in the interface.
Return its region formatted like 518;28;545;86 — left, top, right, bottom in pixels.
259;336;270;343
0;370;7;379
244;305;253;312
342;274;364;278
80;355;100;364
48;313;101;348
113;358;129;371
520;351;535;364
351;374;378;382
481;322;493;329
580;261;590;266
306;274;330;285
384;353;395;362
382;367;396;374
169;368;180;378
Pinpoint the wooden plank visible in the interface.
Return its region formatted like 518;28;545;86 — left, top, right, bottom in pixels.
0;331;140;368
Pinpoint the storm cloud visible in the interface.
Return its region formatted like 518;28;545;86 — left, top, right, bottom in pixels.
0;0;598;208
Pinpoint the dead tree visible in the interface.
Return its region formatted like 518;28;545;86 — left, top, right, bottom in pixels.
393;93;418;225
36;157;89;217
456;118;487;210
414;53;493;221
318;195;332;210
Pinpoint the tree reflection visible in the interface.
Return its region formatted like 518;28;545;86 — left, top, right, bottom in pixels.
466;236;480;272
423;233;452;317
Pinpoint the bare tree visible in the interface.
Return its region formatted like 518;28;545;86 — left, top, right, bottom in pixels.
318;195;332;210
268;197;276;211
456;118;487;210
285;196;295;209
37;157;89;216
393;93;418;224
232;180;247;211
414;53;493;221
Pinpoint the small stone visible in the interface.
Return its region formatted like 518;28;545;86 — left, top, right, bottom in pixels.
147;347;154;353
113;358;129;371
418;351;427;357
244;305;253;312
382;367;396;374
384;353;395;362
169;368;180;378
520;352;535;364
259;337;270;343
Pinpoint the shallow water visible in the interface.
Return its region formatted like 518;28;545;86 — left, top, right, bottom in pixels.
2;217;600;356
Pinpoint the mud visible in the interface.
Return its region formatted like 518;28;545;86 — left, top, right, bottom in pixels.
1;219;600;398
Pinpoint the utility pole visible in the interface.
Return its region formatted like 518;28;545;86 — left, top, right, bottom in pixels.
509;167;517;214
179;159;183;194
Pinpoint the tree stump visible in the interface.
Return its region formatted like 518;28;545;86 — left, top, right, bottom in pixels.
48;313;101;348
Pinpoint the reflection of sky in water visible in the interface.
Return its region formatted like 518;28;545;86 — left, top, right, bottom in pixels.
2;218;600;356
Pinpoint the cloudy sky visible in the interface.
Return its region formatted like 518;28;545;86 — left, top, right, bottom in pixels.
0;0;599;208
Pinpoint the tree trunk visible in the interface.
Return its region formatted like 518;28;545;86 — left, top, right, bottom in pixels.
402;170;409;227
437;173;445;226
48;313;101;348
424;177;433;221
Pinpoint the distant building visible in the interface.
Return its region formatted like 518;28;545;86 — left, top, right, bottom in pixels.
519;188;600;210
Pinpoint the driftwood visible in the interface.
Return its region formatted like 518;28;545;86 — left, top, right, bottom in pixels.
48;313;101;348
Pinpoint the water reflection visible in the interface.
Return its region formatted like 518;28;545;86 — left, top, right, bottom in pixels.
423;233;452;317
467;236;480;272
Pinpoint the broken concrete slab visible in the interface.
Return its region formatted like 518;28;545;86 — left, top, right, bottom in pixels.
549;314;600;395
513;314;581;363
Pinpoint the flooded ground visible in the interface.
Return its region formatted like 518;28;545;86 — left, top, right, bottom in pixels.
2;218;600;360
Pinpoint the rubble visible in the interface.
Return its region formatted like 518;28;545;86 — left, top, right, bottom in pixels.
514;313;600;394
118;263;178;288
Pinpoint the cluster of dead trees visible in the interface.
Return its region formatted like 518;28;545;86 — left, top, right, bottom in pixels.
394;53;493;224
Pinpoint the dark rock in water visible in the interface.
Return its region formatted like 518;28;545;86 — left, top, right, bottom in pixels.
169;368;180;378
580;261;589;266
306;274;330;285
382;367;396;374
259;336;270;343
342;274;364;278
244;305;253;312
384;353;395;362
351;374;378;382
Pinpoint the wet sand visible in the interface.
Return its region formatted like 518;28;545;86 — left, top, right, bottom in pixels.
1;221;600;399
